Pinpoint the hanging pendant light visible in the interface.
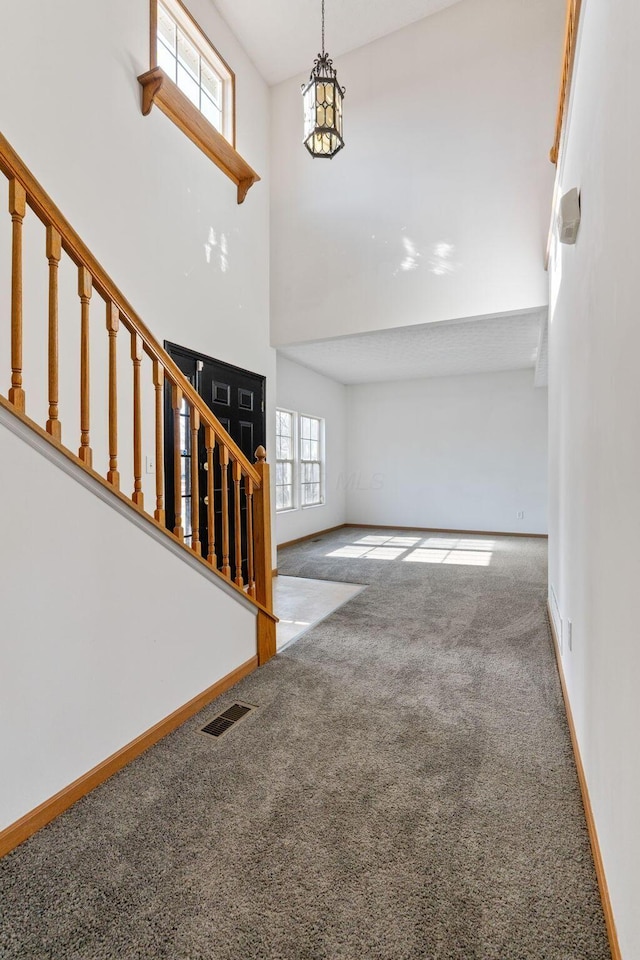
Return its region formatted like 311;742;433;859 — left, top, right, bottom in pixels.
301;0;345;158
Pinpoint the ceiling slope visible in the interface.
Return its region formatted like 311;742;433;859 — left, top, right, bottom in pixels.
212;0;466;85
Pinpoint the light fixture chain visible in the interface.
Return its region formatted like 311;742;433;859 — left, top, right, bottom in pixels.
321;0;325;56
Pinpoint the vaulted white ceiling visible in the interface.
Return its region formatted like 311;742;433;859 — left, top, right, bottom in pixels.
278;309;549;386
212;0;466;85
214;0;553;389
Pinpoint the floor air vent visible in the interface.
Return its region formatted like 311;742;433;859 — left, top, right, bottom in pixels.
201;703;254;739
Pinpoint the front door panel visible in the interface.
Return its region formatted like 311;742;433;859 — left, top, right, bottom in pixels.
164;342;266;582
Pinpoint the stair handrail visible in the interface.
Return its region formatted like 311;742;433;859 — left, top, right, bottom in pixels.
0;130;275;659
0;132;260;486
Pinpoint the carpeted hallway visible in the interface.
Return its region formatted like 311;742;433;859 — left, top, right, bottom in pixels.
0;528;610;959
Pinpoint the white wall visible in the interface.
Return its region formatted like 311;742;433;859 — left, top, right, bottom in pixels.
548;1;640;955
275;355;348;545
347;370;548;534
0;415;256;831
270;0;563;347
0;0;276;499
0;0;275;828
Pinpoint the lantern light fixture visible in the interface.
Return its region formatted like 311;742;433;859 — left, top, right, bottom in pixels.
301;0;345;158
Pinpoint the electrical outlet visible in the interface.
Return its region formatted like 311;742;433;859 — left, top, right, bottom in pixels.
517;510;525;520
568;619;573;651
145;456;155;475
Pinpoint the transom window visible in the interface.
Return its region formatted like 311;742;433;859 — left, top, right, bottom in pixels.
276;410;295;511
300;415;323;506
154;0;234;143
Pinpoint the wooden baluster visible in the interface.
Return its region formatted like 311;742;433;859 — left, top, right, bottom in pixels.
190;407;201;555
172;382;184;541
45;226;62;439
8;179;26;412
205;425;217;567
232;458;243;587
131;332;144;508
78;266;93;466
245;475;255;598
254;446;275;665
220;445;231;578
106;302;119;489
153;360;165;524
253;446;273;609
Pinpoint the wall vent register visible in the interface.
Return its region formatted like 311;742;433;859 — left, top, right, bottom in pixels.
201;703;255;738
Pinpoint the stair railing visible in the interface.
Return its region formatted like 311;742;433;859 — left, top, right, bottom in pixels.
0;132;275;661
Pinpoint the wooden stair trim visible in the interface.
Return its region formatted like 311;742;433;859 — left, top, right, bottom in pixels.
257;609;276;666
0;132;259;487
0;656;258;860
547;603;622;960
0;131;277;642
0;396;277;623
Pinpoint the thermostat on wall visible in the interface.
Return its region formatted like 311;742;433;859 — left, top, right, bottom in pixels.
558;187;581;245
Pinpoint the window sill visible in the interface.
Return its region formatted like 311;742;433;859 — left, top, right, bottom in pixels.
137;67;260;204
276;507;299;515
301;502;325;510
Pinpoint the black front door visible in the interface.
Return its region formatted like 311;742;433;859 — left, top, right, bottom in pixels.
200;353;265;460
163;341;266;578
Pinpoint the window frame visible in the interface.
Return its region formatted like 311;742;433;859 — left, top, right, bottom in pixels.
139;0;259;204
275;408;297;514
298;413;325;509
150;0;236;148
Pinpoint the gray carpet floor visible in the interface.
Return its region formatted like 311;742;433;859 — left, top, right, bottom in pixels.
0;527;610;959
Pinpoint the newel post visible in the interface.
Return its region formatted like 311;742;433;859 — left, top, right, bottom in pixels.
254;445;276;665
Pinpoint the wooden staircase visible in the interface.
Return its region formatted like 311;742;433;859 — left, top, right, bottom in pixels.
0;131;276;662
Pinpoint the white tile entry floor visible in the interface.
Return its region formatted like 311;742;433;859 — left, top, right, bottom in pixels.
274;576;366;651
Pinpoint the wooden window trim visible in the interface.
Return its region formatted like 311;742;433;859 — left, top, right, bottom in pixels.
150;0;236;146
549;0;583;165
139;0;260;204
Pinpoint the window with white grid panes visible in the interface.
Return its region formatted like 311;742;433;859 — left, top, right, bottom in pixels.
155;0;234;143
300;415;323;507
276;409;295;512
